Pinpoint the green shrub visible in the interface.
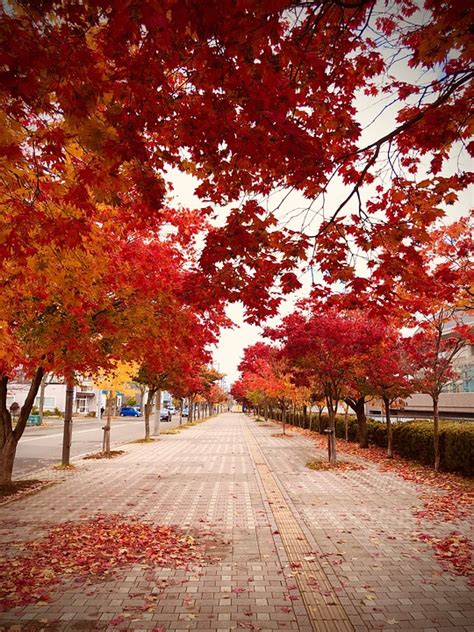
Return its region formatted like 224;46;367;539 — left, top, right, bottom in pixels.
392;422;434;464
334;415;359;441
43;409;61;417
366;420;388;448
441;423;474;476
391;421;474;476
279;407;474;475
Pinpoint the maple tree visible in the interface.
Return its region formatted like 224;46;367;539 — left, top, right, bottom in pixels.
233;343;307;435
0;220;223;482
337;314;396;449
204;382;228;413
198;367;226;416
2;0;472;317
94;362;139;455
366;331;413;458
134;309;216;438
185;366;225;420
269;309;375;462
233;343;275;420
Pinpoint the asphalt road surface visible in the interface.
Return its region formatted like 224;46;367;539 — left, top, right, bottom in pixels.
13;414;182;477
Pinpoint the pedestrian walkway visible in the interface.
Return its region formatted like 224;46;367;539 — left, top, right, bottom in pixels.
0;414;472;631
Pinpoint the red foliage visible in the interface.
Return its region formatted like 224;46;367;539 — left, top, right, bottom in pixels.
413;532;473;582
2;1;472;320
0;515;206;611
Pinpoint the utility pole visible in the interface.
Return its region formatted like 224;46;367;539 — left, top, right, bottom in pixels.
62;378;74;466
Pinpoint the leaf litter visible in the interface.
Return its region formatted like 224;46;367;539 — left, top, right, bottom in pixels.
0;514;212;611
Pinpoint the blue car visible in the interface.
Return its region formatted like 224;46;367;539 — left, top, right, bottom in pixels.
119;406;141;417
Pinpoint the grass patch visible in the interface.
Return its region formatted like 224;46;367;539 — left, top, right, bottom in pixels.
306;459;366;472
0;479;54;504
183;416;215;427
129;438;157;444
161;429;181;435
271;432;294;438
53;463;76;470
83;450;125;460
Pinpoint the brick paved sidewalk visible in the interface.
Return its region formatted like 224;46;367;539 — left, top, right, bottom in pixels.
0;413;472;632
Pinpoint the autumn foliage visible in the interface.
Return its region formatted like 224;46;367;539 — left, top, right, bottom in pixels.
0;515;207;611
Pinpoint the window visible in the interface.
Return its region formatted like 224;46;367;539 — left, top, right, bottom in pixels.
34;397;56;409
462;364;474;393
76;397;89;413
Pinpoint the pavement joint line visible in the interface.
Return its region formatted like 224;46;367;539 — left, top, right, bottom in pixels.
241;418;354;632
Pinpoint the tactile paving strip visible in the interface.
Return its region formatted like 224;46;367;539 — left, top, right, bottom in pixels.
242;422;354;632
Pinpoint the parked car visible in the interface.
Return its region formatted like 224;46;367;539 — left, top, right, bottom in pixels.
181;406;189;417
119;406;141;417
160;408;172;422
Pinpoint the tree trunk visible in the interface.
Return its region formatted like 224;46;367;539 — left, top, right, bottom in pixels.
0;435;17;486
344;404;349;441
346;397;368;448
144;388;156;440
38;375;47;425
326;395;337;465
153;389;162;436
433;396;440;472
62;379;75;465
282;406;286;435
144;403;151;440
383;394;393;459
102;391;113;455
179;399;183;426
318;407;324;433
0;369;44;485
264;404;268;422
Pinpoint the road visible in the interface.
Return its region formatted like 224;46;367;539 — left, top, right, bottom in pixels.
13;414;182;477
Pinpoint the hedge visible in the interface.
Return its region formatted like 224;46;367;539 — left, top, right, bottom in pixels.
270;410;474;476
393;421;474;476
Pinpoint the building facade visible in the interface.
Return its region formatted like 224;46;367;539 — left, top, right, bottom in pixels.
367;315;474;420
6;375;170;418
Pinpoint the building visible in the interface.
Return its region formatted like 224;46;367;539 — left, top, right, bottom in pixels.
6;374;170;418
6;374;104;417
367;313;474;420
